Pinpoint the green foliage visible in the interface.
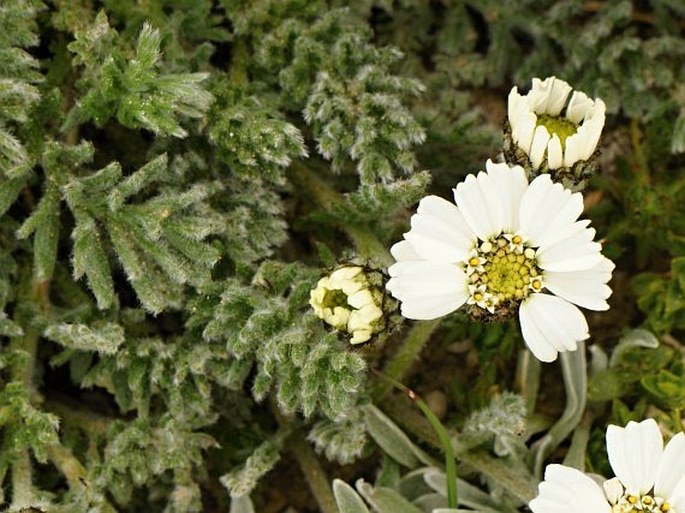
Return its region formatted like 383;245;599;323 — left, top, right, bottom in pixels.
0;0;42;179
208;82;308;185
0;0;683;511
189;261;368;421
308;406;368;464
65;12;213;137
461;392;526;451
44;321;125;354
220;431;286;499
0;381;59;464
633;257;685;333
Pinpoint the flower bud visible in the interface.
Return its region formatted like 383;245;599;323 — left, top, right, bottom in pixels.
504;76;606;191
309;265;387;344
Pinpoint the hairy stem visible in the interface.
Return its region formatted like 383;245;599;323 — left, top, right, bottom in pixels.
380;394;538;503
47;444;87;488
290;432;339;513
286;163;392;266
44;396;112;437
8;279;52;506
372;319;440;400
515;349;541;416
11;452;36;509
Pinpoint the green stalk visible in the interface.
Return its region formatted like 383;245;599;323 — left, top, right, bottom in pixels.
372;319;440;400
290;431;339;513
7;279;52;506
380;393;538;503
286;162;393;266
673;408;683;433
373;371;457;508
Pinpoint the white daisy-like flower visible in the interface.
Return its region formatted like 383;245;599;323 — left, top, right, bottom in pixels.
386;159;614;362
309;265;385;344
508;76;606;170
530;419;685;513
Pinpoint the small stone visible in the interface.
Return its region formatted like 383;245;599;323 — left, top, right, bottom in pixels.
424;390;448;420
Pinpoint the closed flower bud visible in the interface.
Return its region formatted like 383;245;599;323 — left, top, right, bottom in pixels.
309;265;388;344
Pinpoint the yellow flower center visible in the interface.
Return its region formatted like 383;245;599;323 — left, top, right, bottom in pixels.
536;113;578;148
612;492;672;513
465;233;543;318
321;288;349;309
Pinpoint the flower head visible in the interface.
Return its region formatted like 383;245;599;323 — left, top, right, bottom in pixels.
310;265;385;344
386;160;614;362
530;419;685;513
505;76;606;188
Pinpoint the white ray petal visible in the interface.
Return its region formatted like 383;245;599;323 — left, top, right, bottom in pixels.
566;90;593;124
386;261;469;320
416;195;475;241
578;104;605;160
655;432;685;499
546;78;573;116
564;132;583;168
390;239;421;262
475;170;506;237
453;172;503;240
547;134;564;169
507;86;521;122
399;292;466;320
544;256;614;311
485;160;528;232
529;464;611;513
536;219;591;250
519;174;584;246
399;195;476;263
668;475;685;512
606;419;663;495
529;76;555;113
516;109;538;154
520;293;589;359
537;225;603;272
529;125;551;169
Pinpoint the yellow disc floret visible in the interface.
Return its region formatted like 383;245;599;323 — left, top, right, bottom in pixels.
464;233;543;320
536;113;578;148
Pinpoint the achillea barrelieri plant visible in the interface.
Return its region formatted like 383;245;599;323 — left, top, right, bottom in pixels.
1;1;685;513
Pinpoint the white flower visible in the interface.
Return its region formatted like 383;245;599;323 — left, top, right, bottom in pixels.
386;160;614;362
310;265;384;344
508;76;606;170
530;419;685;513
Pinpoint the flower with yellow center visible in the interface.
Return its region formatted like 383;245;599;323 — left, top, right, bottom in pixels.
309;265;384;344
386;160;614;362
530;419;685;513
505;76;605;188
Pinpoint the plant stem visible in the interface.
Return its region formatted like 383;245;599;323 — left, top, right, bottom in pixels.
373;371;458;508
630;118;650;186
43;396;112;437
290;432;339;513
47;444;87;488
286;163;392;266
372;319;440;400
11;452;37;509
8;279;52;506
380;393;538;503
515;349;541;416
